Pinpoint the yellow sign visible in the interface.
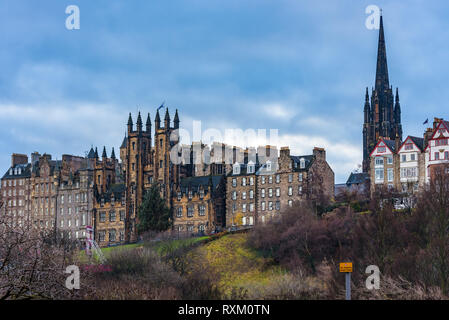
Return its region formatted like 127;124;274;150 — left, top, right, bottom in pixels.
340;262;353;273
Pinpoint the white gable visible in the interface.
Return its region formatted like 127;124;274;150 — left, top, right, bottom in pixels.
371;141;393;157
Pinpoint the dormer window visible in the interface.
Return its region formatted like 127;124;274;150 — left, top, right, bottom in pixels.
177;192;182;201
199;189;204;199
233;163;240;175
266;161;272;172
299;158;305;169
188;190;193;200
247;161;255;174
9;168;12;175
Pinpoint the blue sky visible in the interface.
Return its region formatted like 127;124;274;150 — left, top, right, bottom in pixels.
1;0;449;183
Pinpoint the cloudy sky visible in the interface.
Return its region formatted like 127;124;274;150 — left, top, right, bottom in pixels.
1;0;449;183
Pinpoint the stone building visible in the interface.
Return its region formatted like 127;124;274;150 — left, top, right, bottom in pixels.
257;147;334;224
0;154;32;228
94;183;126;246
173;175;225;235
226;145;334;227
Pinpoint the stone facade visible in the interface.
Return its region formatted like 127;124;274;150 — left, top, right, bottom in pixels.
173;175;226;234
226;146;335;227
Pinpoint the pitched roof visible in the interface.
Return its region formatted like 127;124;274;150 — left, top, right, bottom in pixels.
87;147;96;159
290;155;314;171
120;137;127;149
180;175;222;191
1;163;32;180
408;136;425;151
346;172;369;185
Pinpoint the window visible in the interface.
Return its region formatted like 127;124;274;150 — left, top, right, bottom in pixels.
261;189;265;198
411;153;416;161
120;231;125;242
298;173;303;182
387;156;393;164
375;157;384;166
100;212;106;222
288;200;293;207
261;202;266;211
249;177;254;186
268;188;273;197
402;155;407;162
375;169;384;182
378;146;386;153
232;178;237;187
261;176;266;184
268;201;273;211
266;161;272;172
232;191;237;200
233;164;240;175
401;167;418;179
199;205;206;216
187;207;194;217
435;152;440;160
435;138;448;146
242;178;246;186
199;225;205;232
242;192;247;200
249;190;254;199
249;203;254;212
298;186;303;195
176;207;183;217
82;213;87;225
109;210;116;222
242;204;247;213
288;174;293;183
275;175;280;184
188;191;193;200
387;168;394;182
275;188;280;197
405;143;413;151
109;230;116;242
288;186;293;196
268;176;273;184
247;163;255;174
445;151;449;160
199;189;204;199
177;192;182;201
275;201;280;211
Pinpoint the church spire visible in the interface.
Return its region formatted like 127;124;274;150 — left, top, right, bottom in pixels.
375;13;390;92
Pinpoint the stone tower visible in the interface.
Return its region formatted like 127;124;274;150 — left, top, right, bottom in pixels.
362;14;402;173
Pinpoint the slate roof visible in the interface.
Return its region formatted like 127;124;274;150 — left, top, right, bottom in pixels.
383;139;397;153
180;175;222;191
1;163;32;180
120;137;127;149
290;155;314;171
87;147;96;159
98;183;126;202
408;136;425;151
346;172;369;186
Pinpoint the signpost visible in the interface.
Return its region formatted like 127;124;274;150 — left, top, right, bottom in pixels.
340;262;353;300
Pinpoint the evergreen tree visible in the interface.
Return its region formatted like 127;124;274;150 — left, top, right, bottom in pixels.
137;183;172;234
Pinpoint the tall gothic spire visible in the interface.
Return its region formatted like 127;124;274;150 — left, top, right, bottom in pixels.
375;14;390;92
